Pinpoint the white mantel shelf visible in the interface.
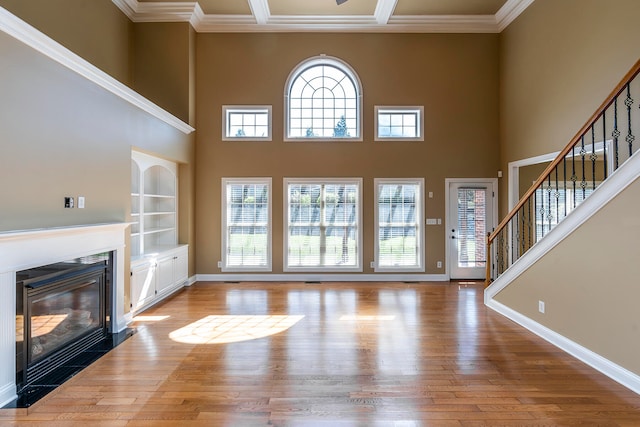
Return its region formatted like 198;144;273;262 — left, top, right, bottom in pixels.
0;222;130;407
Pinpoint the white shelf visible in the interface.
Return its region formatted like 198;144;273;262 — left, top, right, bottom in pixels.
132;151;178;257
144;194;175;199
143;211;175;216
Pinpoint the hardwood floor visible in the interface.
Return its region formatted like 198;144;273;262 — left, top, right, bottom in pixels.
2;281;640;426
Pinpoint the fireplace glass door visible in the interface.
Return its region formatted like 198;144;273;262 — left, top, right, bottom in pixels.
28;275;103;364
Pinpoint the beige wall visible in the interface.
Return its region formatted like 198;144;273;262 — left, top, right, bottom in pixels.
0;0;132;86
195;32;500;275
495;176;640;375
133;22;194;125
499;0;640;217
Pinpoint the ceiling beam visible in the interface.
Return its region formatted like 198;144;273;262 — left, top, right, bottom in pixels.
248;0;269;25
374;0;398;25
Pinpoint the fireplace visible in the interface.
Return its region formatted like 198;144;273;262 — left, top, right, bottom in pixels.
0;223;130;408
15;253;112;392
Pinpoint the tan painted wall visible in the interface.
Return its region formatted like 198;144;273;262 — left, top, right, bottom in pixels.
495;176;640;375
499;0;640;217
195;32;500;275
0;0;132;86
133;22;193;125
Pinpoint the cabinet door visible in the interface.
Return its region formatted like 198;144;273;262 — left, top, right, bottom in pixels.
131;264;156;311
156;255;175;295
174;248;188;285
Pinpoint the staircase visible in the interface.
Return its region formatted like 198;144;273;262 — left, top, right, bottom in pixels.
487;59;640;285
483;59;640;394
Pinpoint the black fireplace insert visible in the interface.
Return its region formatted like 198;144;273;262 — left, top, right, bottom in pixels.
15;253;112;393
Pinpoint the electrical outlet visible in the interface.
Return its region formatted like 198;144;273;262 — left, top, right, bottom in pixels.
217;261;222;268
370;261;375;268
437;261;442;268
538;300;545;314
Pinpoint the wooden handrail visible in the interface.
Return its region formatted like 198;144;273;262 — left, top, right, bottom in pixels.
488;59;640;245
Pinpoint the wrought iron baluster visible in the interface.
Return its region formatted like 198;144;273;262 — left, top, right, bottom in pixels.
626;84;634;157
511;212;516;265
554;166;559;227
547;174;552;233
563;157;567;218
571;145;577;210
580;135;587;201
603;111;608;178
520;205;525;258
613;96;620;169
591;126;597;191
527;197;532;250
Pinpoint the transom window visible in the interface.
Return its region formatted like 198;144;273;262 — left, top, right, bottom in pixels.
285;56;362;141
284;178;362;271
375;106;424;141
221;178;272;271
374;179;425;272
222;106;272;141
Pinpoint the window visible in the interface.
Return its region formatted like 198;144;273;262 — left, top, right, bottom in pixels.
222;178;272;271
375;106;424;141
284;178;362;271
374;179;424;272
222;106;272;141
285;56;362;141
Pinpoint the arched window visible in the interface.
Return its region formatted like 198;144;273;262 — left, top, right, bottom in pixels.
285;55;362;140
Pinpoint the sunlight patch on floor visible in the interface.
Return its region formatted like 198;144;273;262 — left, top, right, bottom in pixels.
169;315;305;344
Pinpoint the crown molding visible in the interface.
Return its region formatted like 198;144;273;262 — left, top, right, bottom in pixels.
496;0;535;31
112;0;534;33
387;15;498;33
0;6;194;134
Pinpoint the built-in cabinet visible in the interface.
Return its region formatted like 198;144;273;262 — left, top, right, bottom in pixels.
130;151;188;314
130;245;188;313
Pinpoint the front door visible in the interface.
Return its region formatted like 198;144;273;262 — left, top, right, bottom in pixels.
448;181;495;280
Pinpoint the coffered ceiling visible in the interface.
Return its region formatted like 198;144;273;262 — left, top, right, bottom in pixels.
112;0;534;32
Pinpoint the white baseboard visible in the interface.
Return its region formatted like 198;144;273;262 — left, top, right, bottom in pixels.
0;382;17;409
196;273;449;283
486;298;640;395
186;274;197;286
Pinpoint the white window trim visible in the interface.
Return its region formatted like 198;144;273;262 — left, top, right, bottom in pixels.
373;178;425;272
222;105;272;141
221;177;272;272
284;55;363;142
283;177;363;272
374;106;424;142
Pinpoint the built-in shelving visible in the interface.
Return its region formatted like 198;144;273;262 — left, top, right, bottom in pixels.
131;152;178;256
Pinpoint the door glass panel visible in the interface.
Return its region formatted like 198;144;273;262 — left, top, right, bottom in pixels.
457;189;487;268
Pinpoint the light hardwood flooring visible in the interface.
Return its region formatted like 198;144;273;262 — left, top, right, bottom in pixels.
2;281;640;426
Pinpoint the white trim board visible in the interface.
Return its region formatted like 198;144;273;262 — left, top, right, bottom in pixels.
196;273;449;283
0;7;194;135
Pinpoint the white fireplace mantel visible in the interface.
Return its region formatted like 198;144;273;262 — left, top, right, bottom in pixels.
0;222;130;407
